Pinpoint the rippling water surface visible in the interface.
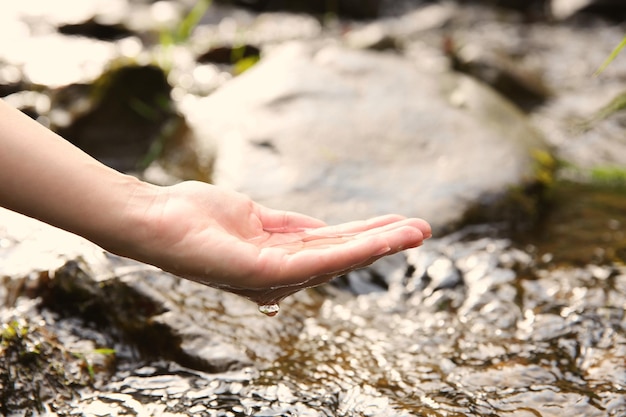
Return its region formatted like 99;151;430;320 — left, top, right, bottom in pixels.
57;218;625;416
1;183;625;416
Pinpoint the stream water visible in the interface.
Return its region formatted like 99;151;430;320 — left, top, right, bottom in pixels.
1;1;626;415
1;183;622;416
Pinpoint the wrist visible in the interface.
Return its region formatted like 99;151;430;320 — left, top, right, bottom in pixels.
87;175;162;261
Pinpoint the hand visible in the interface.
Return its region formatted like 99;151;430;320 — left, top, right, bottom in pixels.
128;181;431;308
0;99;431;312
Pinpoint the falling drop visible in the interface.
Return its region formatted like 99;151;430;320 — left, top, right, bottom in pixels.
258;303;280;317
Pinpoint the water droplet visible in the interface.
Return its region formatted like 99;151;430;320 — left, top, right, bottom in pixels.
259;303;280;317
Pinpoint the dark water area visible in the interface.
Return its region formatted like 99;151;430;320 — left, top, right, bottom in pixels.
515;181;626;267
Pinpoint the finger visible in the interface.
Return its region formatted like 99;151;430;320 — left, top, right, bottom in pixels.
239;224;429;304
344;217;431;240
408;218;432;239
364;221;430;250
304;215;431;240
244;220;431;305
291;218;429;250
258;206;327;232
268;228;416;286
305;214;407;237
302;234;416;288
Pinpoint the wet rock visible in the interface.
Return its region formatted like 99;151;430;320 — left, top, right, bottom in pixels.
436;5;626;178
0;33;116;88
58;18;135;41
0;208;322;375
55;65;180;172
197;44;261;64
33;256;324;373
0;299;114;416
196;11;323;46
447;36;552;111
551;0;595;19
424;257;463;295
525;21;626;174
329;3;453;53
146;117;216;184
343;23;398;51
552;0;626;21
534;88;626;172
0;64;24;98
1;90;51;123
461;0;547;12
390;3;454;38
217;0;382;19
181;41;549;232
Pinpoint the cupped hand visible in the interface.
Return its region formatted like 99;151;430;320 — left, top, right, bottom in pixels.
134;181;431;309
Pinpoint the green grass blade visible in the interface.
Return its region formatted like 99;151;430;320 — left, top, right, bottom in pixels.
176;0;212;43
595;36;626;76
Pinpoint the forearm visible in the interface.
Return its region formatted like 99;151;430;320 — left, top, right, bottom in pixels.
0;99;157;254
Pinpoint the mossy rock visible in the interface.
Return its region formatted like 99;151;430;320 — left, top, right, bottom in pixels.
55;64;180;172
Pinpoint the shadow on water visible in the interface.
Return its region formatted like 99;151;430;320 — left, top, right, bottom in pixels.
513;180;626;267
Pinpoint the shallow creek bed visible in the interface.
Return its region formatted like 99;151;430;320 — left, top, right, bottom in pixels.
1;182;625;417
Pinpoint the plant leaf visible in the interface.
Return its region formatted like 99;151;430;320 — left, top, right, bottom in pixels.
176;0;212;43
93;348;116;355
595;36;626;76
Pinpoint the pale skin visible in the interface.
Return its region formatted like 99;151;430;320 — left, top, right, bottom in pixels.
0;99;431;308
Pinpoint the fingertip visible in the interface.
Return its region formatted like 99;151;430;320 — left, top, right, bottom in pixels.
405;218;432;239
367;215;432;240
380;224;427;253
405;227;426;248
418;219;432;239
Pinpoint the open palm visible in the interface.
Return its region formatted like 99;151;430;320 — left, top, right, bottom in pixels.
138;181;431;308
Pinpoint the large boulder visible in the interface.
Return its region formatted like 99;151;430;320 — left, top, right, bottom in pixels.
180;41;549;232
551;0;626;20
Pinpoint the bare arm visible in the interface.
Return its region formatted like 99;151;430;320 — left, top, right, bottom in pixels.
0;98;155;254
0;99;431;307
